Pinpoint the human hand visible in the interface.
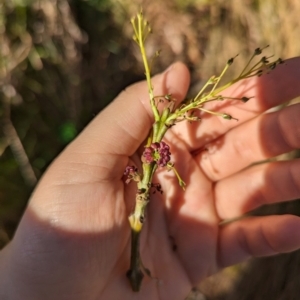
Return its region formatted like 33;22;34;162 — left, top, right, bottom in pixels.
0;59;300;300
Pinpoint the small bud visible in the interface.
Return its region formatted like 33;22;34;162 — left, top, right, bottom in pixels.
155;50;161;57
254;45;269;55
254;47;262;55
164;94;172;101
124;165;138;176
261;56;269;64
269;62;276;70
208;75;217;84
227;58;234;65
257;70;263;76
227;54;239;65
124;166;140;184
241;96;250;102
222;113;238;121
277;58;284;64
142;147;155;164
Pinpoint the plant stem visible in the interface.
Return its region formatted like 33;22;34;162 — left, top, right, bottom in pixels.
127;222;145;291
127;165;155;291
136;14;160;122
127;190;149;291
127;121;166;290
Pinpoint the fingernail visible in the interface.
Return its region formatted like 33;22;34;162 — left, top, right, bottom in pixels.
165;63;175;74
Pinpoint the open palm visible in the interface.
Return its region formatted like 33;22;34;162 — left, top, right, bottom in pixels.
1;60;300;300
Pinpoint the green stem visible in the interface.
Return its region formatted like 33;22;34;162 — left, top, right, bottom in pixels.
127;229;144;292
193;76;215;102
127;191;149;291
155;124;168;142
239;53;255;77
127;162;158;291
210;63;229;94
137;15;159;122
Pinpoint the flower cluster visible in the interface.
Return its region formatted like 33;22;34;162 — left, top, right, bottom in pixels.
142;141;171;167
123;165;139;184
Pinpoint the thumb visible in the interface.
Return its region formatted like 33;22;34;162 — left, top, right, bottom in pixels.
55;62;190;181
78;62;190;155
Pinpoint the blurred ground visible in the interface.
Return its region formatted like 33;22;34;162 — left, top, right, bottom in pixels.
1;0;300;299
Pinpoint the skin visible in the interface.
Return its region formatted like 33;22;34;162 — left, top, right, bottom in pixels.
0;59;300;300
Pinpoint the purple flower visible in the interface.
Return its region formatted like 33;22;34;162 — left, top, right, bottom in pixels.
142;141;171;167
124;165;138;176
124;166;139;184
142;147;155;164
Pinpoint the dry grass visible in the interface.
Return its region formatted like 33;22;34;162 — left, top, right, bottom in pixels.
117;0;300;80
1;0;300;299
